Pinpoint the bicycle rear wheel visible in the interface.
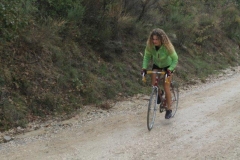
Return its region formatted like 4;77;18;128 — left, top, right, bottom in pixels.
147;87;158;131
170;81;179;117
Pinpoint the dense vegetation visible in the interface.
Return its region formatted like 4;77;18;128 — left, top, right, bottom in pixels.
0;0;239;130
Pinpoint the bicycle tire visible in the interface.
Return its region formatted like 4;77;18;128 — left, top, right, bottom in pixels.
170;81;179;117
147;87;158;131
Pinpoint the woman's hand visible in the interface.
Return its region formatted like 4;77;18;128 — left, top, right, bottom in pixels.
166;69;171;77
141;69;147;75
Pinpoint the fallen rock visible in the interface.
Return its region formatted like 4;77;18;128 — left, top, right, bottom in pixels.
3;135;12;143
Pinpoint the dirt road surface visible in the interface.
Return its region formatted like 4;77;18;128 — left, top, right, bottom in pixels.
0;67;240;160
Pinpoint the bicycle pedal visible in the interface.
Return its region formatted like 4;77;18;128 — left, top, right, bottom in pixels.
160;108;165;113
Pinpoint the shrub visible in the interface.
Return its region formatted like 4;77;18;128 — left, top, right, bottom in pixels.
0;0;32;42
34;0;84;19
221;4;240;43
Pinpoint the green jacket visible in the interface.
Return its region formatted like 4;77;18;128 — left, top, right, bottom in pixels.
142;45;178;71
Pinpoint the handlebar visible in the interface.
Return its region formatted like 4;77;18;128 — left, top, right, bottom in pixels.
145;71;166;75
142;71;170;84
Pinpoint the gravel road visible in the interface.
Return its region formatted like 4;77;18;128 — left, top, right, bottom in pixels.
0;67;240;160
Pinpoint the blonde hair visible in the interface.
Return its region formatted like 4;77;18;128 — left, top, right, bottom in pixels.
146;28;175;54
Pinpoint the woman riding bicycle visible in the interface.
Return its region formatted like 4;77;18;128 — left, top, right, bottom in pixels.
142;28;178;119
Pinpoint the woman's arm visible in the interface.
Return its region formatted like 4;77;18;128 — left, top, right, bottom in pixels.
142;48;152;69
168;51;178;71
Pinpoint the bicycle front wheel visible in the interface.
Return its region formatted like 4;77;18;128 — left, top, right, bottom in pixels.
170;81;179;117
147;87;158;131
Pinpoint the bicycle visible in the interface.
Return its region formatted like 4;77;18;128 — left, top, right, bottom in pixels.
142;71;179;131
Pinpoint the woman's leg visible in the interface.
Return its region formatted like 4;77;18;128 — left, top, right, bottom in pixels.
151;69;162;104
163;74;172;110
151;69;158;86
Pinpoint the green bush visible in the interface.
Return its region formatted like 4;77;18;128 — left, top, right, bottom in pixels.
35;0;84;19
0;0;32;42
0;93;28;129
221;4;240;42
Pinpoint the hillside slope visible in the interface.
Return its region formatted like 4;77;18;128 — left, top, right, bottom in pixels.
0;0;239;130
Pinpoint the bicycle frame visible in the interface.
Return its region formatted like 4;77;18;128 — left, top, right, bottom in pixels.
142;70;179;131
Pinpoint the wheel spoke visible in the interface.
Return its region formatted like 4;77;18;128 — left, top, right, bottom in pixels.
171;81;179;117
147;88;158;131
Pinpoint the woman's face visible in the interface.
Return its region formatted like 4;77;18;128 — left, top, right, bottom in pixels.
152;35;161;46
